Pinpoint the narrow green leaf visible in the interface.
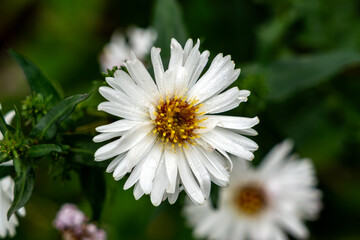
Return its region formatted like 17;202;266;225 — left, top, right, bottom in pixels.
266;51;360;101
79;166;106;221
28;144;62;158
7;159;35;220
0;153;11;164
152;0;187;63
13;106;24;146
9;50;63;104
0;165;14;179
30;94;89;140
0;110;8;136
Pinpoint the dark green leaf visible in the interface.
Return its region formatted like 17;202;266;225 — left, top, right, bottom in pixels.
0;165;14;179
9;50;63;104
7;159;35;220
266;51;360;101
0;153;11;164
0;112;6;136
13;106;24;146
79;166;106;221
28;144;62;158
152;0;187;63
63;134;106;168
30;94;89;140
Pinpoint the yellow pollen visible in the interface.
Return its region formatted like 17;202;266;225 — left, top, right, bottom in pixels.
153;96;204;147
235;184;267;216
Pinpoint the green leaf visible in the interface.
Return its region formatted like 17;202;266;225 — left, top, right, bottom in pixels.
13;106;24;147
0;110;9;136
266;51;360;101
79;166;106;221
28;144;62;158
30;94;89;140
0;165;14;179
152;0;187;63
9;50;63;104
0;153;11;164
7;159;35;220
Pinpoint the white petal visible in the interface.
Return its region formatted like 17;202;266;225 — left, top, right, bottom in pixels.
195;146;230;186
93;132;122;143
125;134;157;170
259;139;294;174
98;102;148;121
94;122;153;161
188;54;240;103
177;151;204;204
182;39;194;63
151;47;165;97
113;155;130;180
214;128;258;151
163;68;176;97
164;150;178;194
167;175;181;204
125;54;159;100
168;38;184;70
233;128;258;136
188;50;209;89
184;146;211;198
133;182;144;200
209;115;259;130
4;110;15;125
199;87;244;114
280;214;309;239
139;144;163;194
150;160;168;206
183;40;200;86
201;129;255;160
106;153;126;173
99;86;147;111
109;70;150;105
173;67;188;96
123;158;146;190
96;119;141;133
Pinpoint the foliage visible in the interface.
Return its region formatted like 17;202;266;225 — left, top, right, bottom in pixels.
0;0;360;239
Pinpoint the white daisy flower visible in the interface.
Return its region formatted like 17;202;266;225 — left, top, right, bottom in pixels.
94;38;259;206
0;108;25;238
99;26;157;71
184;140;322;240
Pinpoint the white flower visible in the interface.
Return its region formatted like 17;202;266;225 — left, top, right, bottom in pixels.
99;27;157;71
0;177;26;238
184;140;322;240
94;38;259;206
0;107;25;238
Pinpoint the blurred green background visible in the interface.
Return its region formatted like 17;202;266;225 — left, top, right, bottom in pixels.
1;0;360;239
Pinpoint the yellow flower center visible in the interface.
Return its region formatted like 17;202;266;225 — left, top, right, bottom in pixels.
235;184;267;216
153;96;205;148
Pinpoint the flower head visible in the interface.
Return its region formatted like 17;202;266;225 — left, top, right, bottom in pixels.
99;27;157;71
54;204;106;240
184;140;322;240
0;108;25;238
94;38;259;206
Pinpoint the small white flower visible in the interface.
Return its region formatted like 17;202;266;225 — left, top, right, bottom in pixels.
0;108;25;238
184;140;322;240
94;38;259;206
0;177;26;238
99;27;157;71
